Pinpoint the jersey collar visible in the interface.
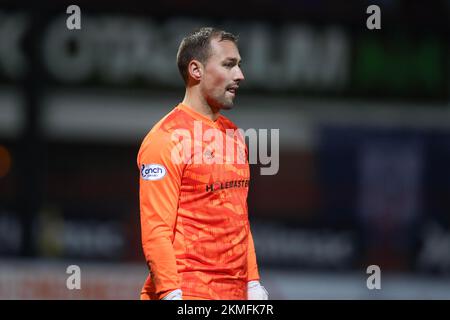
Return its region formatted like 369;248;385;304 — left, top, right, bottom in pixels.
177;103;222;129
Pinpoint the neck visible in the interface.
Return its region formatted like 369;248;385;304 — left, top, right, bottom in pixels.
182;87;220;121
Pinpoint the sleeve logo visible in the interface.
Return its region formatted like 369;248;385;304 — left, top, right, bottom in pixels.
141;164;166;180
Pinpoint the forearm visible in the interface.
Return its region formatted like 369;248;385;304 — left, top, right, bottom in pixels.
247;228;268;300
247;229;260;281
142;234;181;299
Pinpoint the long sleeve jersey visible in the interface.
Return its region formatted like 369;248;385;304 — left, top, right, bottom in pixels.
138;103;260;300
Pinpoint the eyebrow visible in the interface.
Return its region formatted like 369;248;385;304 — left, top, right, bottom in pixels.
223;58;242;64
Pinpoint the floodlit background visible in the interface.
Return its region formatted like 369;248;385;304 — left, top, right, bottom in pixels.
1;0;450;299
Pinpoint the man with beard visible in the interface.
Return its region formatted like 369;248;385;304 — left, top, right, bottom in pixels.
138;27;268;300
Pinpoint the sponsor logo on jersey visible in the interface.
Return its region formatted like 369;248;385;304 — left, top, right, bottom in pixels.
141;164;166;180
206;179;249;192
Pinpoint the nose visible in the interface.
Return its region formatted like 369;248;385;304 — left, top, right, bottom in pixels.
234;66;245;82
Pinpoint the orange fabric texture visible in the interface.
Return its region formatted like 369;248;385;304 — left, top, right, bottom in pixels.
138;103;260;300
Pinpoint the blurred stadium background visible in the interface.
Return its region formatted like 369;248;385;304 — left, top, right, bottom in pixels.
1;0;450;299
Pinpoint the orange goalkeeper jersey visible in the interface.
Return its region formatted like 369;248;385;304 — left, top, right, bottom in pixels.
138;103;260;300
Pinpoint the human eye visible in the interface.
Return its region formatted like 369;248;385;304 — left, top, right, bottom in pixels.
222;61;235;68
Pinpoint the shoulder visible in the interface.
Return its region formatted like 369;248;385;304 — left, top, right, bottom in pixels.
142;106;193;142
138;107;191;158
151;107;193;135
217;114;239;130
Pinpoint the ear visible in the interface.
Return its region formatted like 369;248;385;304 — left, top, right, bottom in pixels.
188;60;203;81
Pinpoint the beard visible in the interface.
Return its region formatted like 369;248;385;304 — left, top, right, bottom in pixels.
206;91;235;111
220;99;234;110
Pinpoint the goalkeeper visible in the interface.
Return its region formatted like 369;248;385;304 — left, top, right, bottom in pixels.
137;27;268;300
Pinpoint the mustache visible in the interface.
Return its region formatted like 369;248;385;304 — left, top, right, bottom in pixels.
226;83;239;90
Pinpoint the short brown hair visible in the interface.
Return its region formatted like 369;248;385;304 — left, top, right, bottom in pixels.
176;27;239;84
